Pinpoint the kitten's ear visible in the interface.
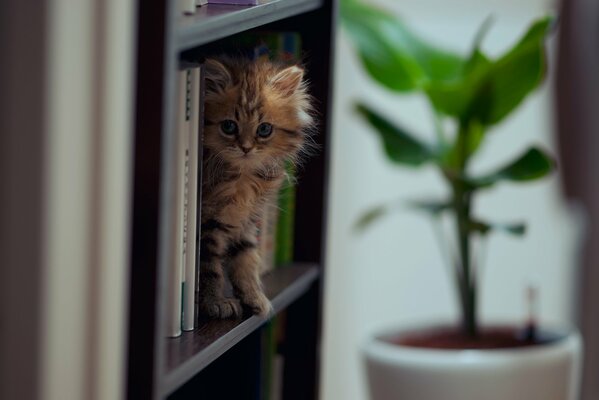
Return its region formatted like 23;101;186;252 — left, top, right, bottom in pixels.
205;59;232;93
270;65;305;96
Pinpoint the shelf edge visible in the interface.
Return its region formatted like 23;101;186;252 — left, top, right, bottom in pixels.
176;0;323;51
160;264;319;396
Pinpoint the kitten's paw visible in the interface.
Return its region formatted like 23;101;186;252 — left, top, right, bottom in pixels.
243;291;273;318
200;297;242;319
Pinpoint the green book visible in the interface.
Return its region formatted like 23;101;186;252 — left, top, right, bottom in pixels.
274;162;296;266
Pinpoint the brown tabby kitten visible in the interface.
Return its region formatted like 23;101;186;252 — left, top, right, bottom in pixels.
198;57;314;318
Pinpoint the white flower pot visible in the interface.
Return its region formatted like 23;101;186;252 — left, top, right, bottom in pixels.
363;325;582;400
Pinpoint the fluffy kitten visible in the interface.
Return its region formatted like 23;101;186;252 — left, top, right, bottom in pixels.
198;57;314;318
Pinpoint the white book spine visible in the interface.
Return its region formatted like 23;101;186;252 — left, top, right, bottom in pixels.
166;70;189;338
179;0;196;14
182;67;200;331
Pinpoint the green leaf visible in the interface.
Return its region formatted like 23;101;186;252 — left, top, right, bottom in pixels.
354;204;389;231
356;103;436;166
425;18;494;117
442;120;485;168
472;146;555;187
426;16;552;123
464;120;486;158
469;220;526;236
467;16;553;125
407;199;451;216
340;0;464;92
340;1;422;91
468;15;495;63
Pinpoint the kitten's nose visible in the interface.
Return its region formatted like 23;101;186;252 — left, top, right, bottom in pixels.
241;146;252;154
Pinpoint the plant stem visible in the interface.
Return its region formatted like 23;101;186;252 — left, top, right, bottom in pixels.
455;185;477;337
453;122;478;338
429;100;447;147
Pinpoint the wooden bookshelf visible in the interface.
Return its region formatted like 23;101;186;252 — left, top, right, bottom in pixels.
128;0;334;399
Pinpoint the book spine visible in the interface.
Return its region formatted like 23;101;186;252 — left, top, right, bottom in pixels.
182;66;200;331
179;0;196;14
194;64;206;327
274;33;301;267
183;130;189;324
274;162;296;266
259;195;279;274
166;70;190;338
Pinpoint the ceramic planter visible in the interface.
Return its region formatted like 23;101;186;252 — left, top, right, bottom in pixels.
363;325;582;400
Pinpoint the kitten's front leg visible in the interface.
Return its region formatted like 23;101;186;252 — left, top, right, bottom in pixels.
227;237;272;317
198;229;242;318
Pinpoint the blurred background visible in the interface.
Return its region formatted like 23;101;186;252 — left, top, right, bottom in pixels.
322;0;585;399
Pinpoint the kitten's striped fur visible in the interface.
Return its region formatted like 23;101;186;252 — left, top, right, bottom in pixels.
198;57;314;318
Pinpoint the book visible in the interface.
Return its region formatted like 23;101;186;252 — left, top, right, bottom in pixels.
194;64;206;327
258;194;279;274
166;69;191;338
196;0;208;5
179;0;196;14
182;121;189;326
275;163;296;266
182;66;201;331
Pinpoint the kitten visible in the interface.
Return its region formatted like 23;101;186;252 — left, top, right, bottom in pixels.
198;57;314;318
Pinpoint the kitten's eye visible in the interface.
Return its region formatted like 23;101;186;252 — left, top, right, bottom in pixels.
220;120;238;136
256;123;273;138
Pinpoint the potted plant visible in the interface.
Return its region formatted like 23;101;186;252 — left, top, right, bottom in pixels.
341;1;582;399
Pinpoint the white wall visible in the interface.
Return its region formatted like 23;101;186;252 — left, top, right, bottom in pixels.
321;1;580;400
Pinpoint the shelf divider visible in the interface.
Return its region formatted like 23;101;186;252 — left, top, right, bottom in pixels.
160;263;319;397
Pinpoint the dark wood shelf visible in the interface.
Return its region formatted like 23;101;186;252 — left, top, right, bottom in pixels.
176;0;323;51
160;264;319;396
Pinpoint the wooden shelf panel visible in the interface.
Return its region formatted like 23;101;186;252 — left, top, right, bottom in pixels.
160;264;319;396
176;0;323;51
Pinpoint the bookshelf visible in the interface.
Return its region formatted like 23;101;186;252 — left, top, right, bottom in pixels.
128;1;335;399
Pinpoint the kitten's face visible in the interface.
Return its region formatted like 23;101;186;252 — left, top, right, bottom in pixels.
204;58;313;171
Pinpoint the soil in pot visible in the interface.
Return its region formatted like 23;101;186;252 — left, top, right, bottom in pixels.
390;325;561;350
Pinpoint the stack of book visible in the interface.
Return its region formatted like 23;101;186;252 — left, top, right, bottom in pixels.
166;63;205;337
